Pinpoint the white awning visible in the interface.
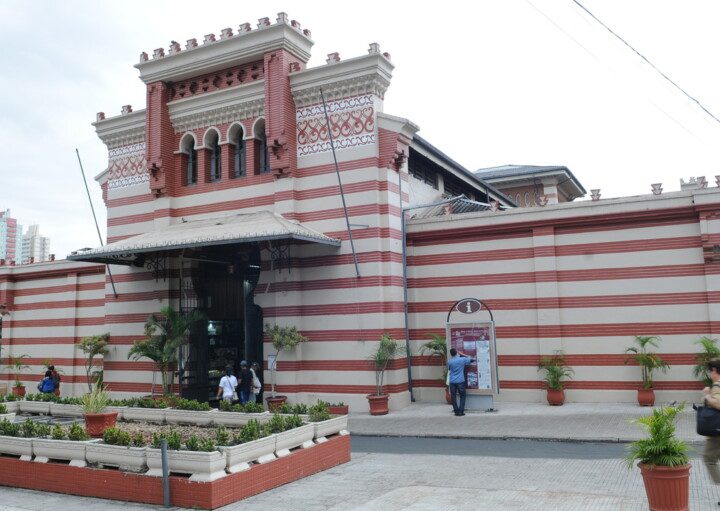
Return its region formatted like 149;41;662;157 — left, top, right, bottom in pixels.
68;210;340;264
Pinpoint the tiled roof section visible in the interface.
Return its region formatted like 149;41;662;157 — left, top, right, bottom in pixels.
475;164;587;195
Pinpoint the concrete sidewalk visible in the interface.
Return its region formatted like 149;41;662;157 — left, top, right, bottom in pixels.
348;401;705;443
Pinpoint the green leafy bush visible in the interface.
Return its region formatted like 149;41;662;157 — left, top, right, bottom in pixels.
308;402;331;422
199;437;216;452
291;404;308;414
215;426;231;446
81;383;110;414
68;423;90;441
36;423;51;438
239;419;261;444
131;432;146;447
284;413;304;430
0;404;7;414
168;430;181;450
185;434;201;451
56;397;82;405
626;405;689;468
103;427;131;446
51;425;65;440
279;403;291;414
174;398;211;411
267;413;286;434
0;419;19;437
243;402;264;413
218;400;264;413
26;393;57;402
21;419;39;438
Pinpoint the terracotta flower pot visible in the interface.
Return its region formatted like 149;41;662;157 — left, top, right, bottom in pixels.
638;462;691;511
328;405;349;415
11;386;25;397
638;388;655;407
84;411;118;438
445;387;452;405
366;394;389;415
546;389;565;406
266;395;287;412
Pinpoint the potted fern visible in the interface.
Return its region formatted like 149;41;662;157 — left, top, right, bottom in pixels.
265;324;308;411
537;351;574;406
366;333;405;415
420;333;450;404
82;382;117;437
693;336;720;387
626;404;690;511
625;335;669;406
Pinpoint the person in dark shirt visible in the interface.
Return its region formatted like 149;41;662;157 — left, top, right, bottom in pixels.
237;360;253;405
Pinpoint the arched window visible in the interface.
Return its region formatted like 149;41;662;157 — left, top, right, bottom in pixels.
234;127;246;178
182;135;197;185
209;132;221;182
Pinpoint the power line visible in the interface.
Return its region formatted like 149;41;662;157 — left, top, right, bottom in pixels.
571;0;720;126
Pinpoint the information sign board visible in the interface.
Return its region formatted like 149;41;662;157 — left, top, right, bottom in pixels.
446;322;497;395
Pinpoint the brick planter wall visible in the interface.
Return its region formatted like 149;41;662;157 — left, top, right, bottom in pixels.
0;434;350;509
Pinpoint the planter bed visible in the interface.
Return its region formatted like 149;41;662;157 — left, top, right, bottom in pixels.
220;435;277;473
121;407;167;423
165;409;217;426
312;416;349;440
32;438;98;467
146;448;227;482
86;442;147;472
1;402;20;414
213;411;270;428
0;434;351;509
0;435;33;460
275;423;315;455
0;413;16;423
19;401;51;415
49;403;83;418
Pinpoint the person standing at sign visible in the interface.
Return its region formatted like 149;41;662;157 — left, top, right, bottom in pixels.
448;348;475;416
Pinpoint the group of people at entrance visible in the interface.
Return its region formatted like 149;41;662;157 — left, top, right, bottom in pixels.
216;361;263;404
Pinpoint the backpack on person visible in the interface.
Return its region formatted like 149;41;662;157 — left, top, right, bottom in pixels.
39;377;54;393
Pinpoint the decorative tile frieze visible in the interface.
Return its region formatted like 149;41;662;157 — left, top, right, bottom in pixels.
296;94;375;156
107;142;148;189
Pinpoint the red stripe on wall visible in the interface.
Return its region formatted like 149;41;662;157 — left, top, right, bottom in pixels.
496;380;704;390
259;275;404;293
264;301;405;318
12;299;105;311
12;282;105;296
5;318;105;328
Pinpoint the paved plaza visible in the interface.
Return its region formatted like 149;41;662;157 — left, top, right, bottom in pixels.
0;401;717;510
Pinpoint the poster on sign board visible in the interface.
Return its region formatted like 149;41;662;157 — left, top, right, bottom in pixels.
446;322;497;394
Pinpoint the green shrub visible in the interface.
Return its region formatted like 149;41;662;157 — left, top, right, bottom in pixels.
25;393;57;403
68;423;89;441
291;404;308;415
308;402;331;422
0;419;19;437
0;403;7;414
279;403;291;414
51;425;65;440
215;426;231;446
21;419;39;438
56;397;82;405
268;413;286;434
626;405;689;468
243;402;264;413
185;434;201;451
199;437;216;452
167;430;181;450
239;419;261;443
218;400;233;412
285;413;304;430
36;423;51;438
174;398;211;411
261;423;272;438
103;427;131;446
131;432;146;447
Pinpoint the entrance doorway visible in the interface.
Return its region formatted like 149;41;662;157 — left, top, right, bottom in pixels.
178;244;262;402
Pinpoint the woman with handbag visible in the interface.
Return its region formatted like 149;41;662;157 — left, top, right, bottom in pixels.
216;366;238;403
702;358;720;500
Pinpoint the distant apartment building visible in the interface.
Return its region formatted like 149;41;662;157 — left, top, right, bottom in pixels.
21;224;50;264
0;209;22;263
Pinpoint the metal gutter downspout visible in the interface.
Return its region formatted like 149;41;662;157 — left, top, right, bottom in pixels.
401;196;468;403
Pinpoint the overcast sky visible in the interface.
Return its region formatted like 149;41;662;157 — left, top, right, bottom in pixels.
1;1;719;259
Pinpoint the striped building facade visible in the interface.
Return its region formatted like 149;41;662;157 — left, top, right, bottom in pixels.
1;14;718;409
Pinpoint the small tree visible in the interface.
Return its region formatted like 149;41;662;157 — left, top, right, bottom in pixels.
693;336;720;387
420;333;448;384
128;307;205;395
265;324;308;397
625;335;669;390
78;334;110;393
369;333;405;396
626;404;689;468
5;354;30;388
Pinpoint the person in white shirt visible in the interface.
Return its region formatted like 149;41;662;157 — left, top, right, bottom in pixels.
216;366;238;403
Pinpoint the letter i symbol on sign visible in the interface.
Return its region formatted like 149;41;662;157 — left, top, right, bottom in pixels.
466;302;472;313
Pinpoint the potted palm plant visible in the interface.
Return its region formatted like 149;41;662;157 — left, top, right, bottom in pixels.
265;324;308;411
82;381;117;437
537;351;574;405
128;307;205;396
625;335;669;406
5;354;30;397
366;333;404;415
693;336;720;387
626;404;690;511
420;333;450;404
